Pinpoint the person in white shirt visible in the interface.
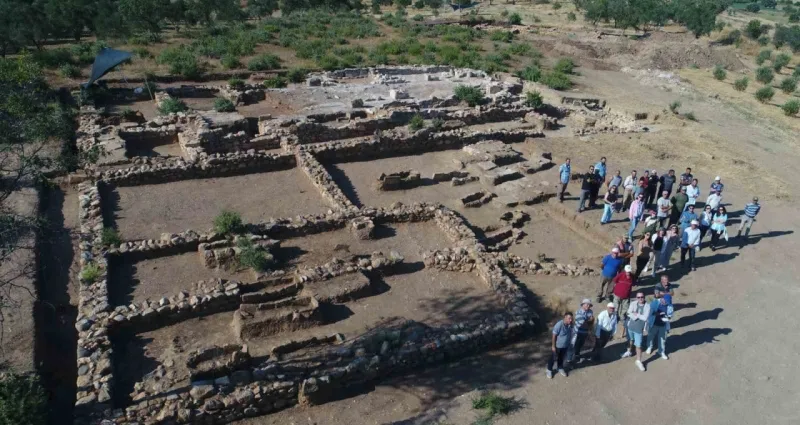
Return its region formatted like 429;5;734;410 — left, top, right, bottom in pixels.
621;170;637;211
685;178;700;209
680;220;701;271
705;189;722;213
591;303;618;361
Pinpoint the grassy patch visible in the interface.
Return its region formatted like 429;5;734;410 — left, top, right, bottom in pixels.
101;228;122;246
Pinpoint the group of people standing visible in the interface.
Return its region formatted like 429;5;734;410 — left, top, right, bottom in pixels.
547;157;764;378
547;277;675;377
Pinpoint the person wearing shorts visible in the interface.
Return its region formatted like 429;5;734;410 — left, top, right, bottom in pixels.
621;292;650;372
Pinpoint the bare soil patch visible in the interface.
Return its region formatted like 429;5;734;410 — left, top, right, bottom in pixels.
108;252;253;307
108;168;329;240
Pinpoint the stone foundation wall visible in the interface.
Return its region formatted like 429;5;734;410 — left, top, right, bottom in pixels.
295;150;358;212
99;151;296;186
308;128;542;163
74;182;115;420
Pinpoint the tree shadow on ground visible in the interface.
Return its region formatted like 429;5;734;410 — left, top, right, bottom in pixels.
34;187;78;424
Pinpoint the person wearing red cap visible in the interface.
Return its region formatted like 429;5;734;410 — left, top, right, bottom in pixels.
612;265;634;320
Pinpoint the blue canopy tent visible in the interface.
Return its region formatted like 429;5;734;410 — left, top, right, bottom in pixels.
82;47;133;88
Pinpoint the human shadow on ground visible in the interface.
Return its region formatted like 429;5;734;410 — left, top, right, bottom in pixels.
661;252;740;281
736;230;794;248
658;327;732;354
670;307;723;330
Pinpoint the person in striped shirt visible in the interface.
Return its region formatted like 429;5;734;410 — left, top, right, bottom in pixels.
737;197;761;240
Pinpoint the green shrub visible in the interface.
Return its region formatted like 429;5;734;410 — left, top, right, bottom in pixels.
59;63;80;78
567;12;577;21
756;66;775;83
248;54;281;71
81;263;102;283
120;107;139;121
32;48;74;69
413;14;424;21
553;57;575;74
214;210;243;234
101;228;122;246
746;3;761;12
286;68;308;83
214;98;236;112
713;65;727;81
780;77;798;93
718;29;742;46
414;0;425;8
409;113;425;130
517;66;542;82
0;374;47;425
782;99;800;115
541;71;573;90
430;118;444;130
683;111;697;121
524;90;544;108
746;19;764;39
773;53;792;72
794;67;800;78
755;86;775;102
758;35;770;46
133;47;152;59
669;101;681;113
158;98;188;115
263;76;288;88
490;31;514;42
228;78;245;89
158;46;203;79
756;49;772;65
734;77;750;91
472;391;516;417
221;54;242;70
553;1;562;9
454;85;485;106
237;238;271;272
508;12;522;25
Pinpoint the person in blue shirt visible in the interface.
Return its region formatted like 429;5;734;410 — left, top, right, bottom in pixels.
569;299;595;364
558;158;571;203
678;204;698;234
737;196;761;242
597;247;624;302
710;176;724;195
646;291;674;360
547;312;575;378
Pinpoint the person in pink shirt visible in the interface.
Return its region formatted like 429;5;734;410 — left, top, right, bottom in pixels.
627;193;646;238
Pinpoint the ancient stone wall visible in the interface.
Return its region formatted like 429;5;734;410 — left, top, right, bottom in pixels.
308;128;542;163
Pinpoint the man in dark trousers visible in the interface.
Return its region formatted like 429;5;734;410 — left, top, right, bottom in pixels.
546;312;575;379
646;169;659;207
577;165;595;212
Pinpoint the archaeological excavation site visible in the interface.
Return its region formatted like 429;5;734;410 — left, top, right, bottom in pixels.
47;65;647;424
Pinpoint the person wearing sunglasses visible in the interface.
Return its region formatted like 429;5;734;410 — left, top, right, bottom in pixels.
621;292;650;372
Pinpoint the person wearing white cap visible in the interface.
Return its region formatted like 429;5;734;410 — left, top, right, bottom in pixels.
710;176;724;195
568;299;595;364
680;219;701;271
598;248;624;302
592;302;618;361
705;188;722;213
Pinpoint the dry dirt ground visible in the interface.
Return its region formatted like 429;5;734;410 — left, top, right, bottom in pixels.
107;168;330;240
233;60;800;425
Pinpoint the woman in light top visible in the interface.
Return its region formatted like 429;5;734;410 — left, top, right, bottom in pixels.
685;178;700;209
709;206;728;251
698;204;714;250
